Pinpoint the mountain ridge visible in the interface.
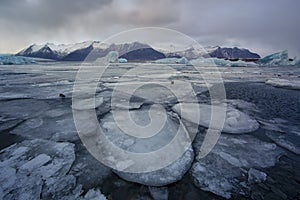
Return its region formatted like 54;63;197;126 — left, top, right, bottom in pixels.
17;41;261;61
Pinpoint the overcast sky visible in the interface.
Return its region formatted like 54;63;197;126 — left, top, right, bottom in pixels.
0;0;299;57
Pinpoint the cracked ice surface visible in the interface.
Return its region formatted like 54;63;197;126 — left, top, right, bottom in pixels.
0;63;299;199
0;139;108;200
0;139;75;199
191;134;284;199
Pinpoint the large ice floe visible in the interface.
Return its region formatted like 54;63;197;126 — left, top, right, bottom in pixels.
172;103;259;134
0;139;107;200
100;106;194;186
0;99;79;142
190;133;284;199
265;78;300;90
189;57;258;67
0;55;36;65
154;57;189;64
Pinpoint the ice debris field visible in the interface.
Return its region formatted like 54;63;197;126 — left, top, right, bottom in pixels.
0;60;299;200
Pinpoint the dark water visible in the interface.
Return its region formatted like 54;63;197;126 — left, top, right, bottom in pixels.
223;82;300;200
224;82;300;125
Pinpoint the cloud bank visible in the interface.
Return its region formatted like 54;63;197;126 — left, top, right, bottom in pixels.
0;0;299;56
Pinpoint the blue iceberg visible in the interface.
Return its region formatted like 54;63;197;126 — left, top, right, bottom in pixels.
118;58;128;63
292;57;300;66
0;55;36;65
257;50;291;66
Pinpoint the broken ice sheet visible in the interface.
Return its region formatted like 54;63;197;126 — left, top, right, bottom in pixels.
172;103;259;134
191;133;284;199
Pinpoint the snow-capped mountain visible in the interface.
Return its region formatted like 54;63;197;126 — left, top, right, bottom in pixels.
17;41;161;61
164;46;260;60
164;46;219;59
209;47;260;60
17;41;98;60
17;41;260;61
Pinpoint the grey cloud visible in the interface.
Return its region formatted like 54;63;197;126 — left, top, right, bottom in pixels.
0;0;112;27
0;0;300;57
173;0;300;56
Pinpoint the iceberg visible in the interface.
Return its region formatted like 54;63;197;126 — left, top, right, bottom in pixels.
154;57;189;64
258;50;292;66
189;57;257;67
118;58;128;63
0;55;36;65
292;57;300;66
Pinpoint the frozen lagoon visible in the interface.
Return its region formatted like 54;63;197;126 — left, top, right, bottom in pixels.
0;63;299;199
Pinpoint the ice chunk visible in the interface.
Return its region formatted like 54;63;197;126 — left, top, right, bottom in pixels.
0;139;78;199
148;186;168;200
229;60;258;67
265;78;300;90
118;58;128;63
190;134;283;198
19;154;51;173
80;188;107;200
189;57;257;67
248;168;267;184
258;50;293;66
292;57;300;66
100;107;194;186
114;146;194;186
155;57;189;64
189;57;223;67
172;103;259;134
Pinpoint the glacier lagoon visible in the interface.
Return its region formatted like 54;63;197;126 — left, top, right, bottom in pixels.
0;62;299;199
